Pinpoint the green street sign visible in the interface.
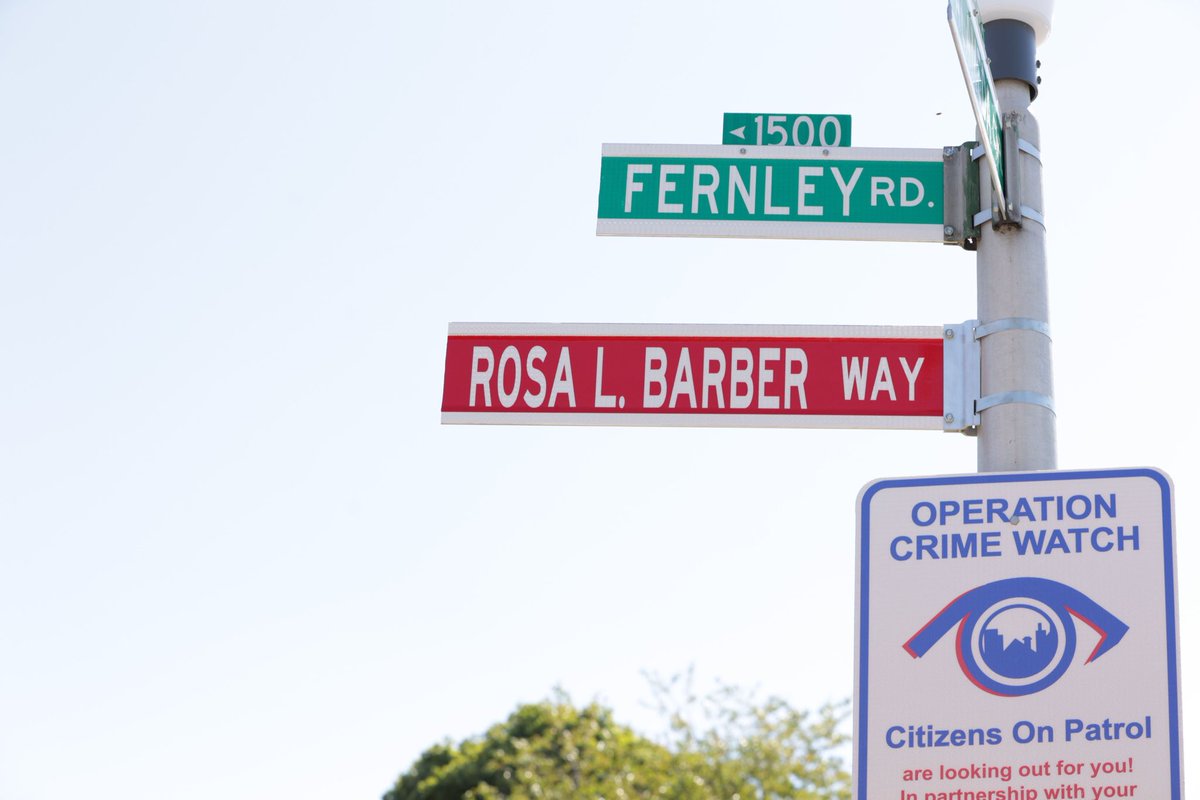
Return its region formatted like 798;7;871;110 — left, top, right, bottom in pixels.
597;144;945;243
722;114;852;147
947;0;1006;214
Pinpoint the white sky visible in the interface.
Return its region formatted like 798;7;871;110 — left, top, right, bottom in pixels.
2;1;1197;799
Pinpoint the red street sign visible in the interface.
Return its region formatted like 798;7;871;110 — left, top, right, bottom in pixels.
442;323;947;429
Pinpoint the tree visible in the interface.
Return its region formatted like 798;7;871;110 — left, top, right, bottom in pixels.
384;677;850;800
383;689;673;800
644;670;850;800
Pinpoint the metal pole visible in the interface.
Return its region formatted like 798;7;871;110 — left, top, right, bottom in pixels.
976;72;1056;472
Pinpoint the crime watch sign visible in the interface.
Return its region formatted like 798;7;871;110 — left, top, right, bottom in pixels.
854;468;1181;800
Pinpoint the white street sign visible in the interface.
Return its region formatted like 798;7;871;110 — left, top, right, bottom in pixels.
855;468;1181;800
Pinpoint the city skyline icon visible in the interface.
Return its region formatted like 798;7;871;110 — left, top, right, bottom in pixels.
979;604;1059;679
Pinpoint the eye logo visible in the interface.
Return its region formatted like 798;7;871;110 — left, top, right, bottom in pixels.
903;577;1128;697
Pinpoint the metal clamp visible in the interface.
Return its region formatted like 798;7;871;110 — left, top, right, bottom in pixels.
977;206;1044;229
1020;206;1046;228
975;206;1045;229
970;318;1055;417
1018;139;1042;163
974;317;1051;341
976;391;1057;415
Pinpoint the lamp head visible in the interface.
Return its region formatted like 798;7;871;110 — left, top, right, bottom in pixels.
977;0;1054;44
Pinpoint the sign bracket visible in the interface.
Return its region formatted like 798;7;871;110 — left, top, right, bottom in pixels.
988;114;1050;231
941;142;981;250
1000;111;1024;227
942;320;980;434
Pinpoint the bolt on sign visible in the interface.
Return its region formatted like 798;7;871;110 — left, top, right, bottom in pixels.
855;468;1182;800
441;323;951;429
596;144;945;243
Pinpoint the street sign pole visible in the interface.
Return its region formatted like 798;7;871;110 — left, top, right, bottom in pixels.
967;4;1056;472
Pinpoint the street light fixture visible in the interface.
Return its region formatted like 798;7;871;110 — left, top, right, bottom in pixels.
978;0;1053;44
977;0;1054;99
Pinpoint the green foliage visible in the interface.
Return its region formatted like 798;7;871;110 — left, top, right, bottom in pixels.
645;670;850;800
384;677;850;800
383;689;672;800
